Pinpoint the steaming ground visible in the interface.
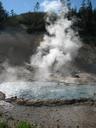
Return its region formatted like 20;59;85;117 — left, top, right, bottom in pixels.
0;0;96;100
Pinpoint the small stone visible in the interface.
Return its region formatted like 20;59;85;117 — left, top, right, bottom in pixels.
75;74;80;78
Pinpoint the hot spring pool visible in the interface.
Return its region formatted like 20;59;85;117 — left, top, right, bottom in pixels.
0;81;96;100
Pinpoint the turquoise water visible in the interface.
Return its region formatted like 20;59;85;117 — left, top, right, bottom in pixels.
0;81;96;100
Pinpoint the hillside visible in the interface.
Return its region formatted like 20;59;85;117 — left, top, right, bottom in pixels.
2;12;46;33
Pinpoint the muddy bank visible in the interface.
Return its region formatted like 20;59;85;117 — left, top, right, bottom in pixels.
15;98;96;106
49;72;96;84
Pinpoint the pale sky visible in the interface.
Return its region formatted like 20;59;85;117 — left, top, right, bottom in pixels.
1;0;96;14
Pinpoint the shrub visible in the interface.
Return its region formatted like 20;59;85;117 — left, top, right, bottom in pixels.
0;120;7;128
16;121;31;128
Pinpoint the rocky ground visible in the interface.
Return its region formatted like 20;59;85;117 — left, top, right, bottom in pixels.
0;91;96;128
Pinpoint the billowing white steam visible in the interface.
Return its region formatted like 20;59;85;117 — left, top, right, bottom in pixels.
41;0;62;12
0;61;31;82
30;0;81;79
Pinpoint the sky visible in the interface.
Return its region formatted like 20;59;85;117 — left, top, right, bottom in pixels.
0;0;96;14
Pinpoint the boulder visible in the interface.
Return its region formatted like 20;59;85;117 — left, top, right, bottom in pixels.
0;91;5;100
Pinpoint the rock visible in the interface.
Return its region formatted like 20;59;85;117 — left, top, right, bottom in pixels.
71;71;80;78
0;101;14;110
74;74;80;78
16;99;27;105
0;91;5;100
5;96;17;103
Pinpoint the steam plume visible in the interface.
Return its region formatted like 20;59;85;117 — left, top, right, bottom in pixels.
30;0;82;79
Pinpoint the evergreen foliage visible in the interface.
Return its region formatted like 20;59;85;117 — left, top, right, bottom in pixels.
0;1;8;29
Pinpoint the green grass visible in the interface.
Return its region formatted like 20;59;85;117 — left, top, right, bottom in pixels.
0;120;8;128
0;119;41;128
16;121;31;128
16;121;41;128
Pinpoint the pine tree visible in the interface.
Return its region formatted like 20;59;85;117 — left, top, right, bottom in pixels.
78;0;93;36
67;0;71;10
11;9;15;16
34;2;40;12
0;1;8;23
82;0;92;8
60;0;71;8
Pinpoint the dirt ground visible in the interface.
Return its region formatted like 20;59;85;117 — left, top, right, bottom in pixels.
0;101;96;128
